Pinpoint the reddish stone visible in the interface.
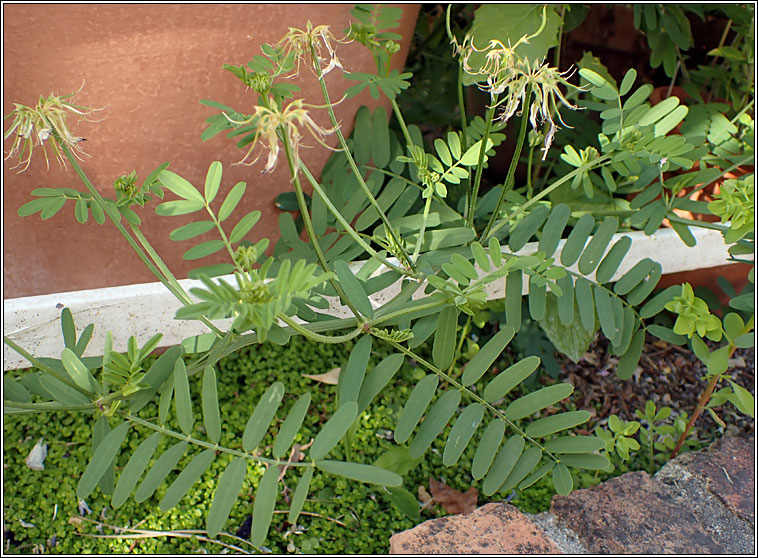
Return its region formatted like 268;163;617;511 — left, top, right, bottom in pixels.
389;503;561;554
668;432;755;526
551;471;724;554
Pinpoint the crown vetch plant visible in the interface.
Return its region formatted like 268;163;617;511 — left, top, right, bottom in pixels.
4;4;753;547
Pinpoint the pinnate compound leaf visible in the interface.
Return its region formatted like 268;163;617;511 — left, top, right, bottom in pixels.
77;422;129;500
251;466;279;548
505;383;574;420
243;382;285;452
395;375;439;444
159;449;215;511
207;457;247;539
462;326;515;386
310;402;359;460
443;403;485;466
472;420;506;480
409;390;461;459
134;441;188;503
112;433;162;508
316;461;402;486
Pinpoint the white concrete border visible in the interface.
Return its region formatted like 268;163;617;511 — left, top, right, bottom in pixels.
3;227;747;370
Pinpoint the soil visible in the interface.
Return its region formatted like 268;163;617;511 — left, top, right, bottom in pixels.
557;334;755;439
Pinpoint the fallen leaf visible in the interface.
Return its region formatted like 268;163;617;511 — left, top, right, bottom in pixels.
302;367;341;385
25;438;47;471
428;478;478;515
417;485;434;511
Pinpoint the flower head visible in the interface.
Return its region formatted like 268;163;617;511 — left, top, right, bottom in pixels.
227;98;339;174
3;85;102;172
276;21;350;77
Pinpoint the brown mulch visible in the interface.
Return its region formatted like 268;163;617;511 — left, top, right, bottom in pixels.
557;334;755;439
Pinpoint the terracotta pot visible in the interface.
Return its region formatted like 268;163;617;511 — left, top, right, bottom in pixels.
2;3;420;298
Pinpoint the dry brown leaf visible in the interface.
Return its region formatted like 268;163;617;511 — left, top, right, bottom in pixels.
429;478;478;515
302;367;341;385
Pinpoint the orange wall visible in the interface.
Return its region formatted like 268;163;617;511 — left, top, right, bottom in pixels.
3;4;419;298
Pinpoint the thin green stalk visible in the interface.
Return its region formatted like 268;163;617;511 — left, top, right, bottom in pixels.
279;315;364;344
480;85;533;240
384;339;558;462
298;163;418;278
311;45;415;272
281;134;364;320
467;102;498;228
389;98;415;152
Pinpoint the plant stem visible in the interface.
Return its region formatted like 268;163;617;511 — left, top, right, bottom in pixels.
480;85;533;240
670;371;722;459
467;102;498;228
279;315;364;344
311;45;415;272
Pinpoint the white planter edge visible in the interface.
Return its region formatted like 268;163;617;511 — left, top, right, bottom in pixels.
3;227;749;371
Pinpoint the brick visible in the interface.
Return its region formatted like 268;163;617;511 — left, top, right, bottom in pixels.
551;471;724;553
661;432;754;526
389;503;561;554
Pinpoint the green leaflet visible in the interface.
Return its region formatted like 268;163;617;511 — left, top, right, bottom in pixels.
158;170;204;203
61;307;76;349
243;382;285;452
443;403;485;466
353;106;372;164
93;416;115;495
173;359;194;436
539;204;572;256
207;457;248;539
334;260;374;319
409;389;461;458
386;487;421;522
543;435;605;454
159;449;216;511
595;236;632;283
130;346;182;413
560;214;595;266
371;106;391;168
310;402;359;461
204;161;222;204
39;375;91;406
316;460;402;486
218;182;247;222
77;422;129;500
251;466;279;548
483;356;541;403
134;441;188;503
616;329;646;379
505;271;523;331
539;293;595;363
357;353;404;413
3;377;30;403
112;433;162;508
558;453;610;470
505;383;574;420
394;375;439;444
614;258;655;295
432;306;459;370
338;335;373;406
183;240;225;261
273;392;311;459
462;326;515;386
229;210;261;244
202;366;222;444
555;275;575;325
574;278;596;332
471;419;506;480
509;205;550;251
552;463;573;495
482;435;524;496
518;461;555;490
61;348;99;394
287;467;314;524
526;410;591;438
578;217;618;275
501;446;543;492
528;277;547;321
593;286;618;341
